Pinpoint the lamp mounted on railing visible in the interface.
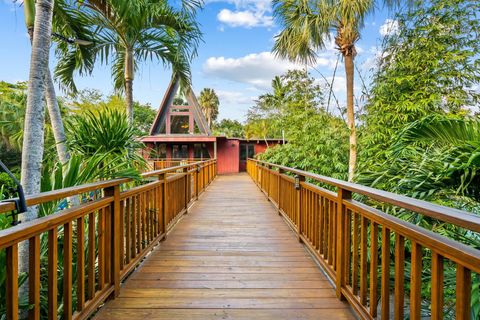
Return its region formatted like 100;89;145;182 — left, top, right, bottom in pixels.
0;160;27;226
294;174;301;190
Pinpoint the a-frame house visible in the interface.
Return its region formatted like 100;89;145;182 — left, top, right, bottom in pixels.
141;77;284;173
149;78;211;136
141;77;217;159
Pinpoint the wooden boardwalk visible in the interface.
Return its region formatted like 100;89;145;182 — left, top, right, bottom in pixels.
94;174;355;320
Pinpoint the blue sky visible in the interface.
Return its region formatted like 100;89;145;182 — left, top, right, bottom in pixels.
0;0;399;121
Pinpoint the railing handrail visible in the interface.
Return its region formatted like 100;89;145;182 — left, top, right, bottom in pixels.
0;159;216;215
249;158;480;233
247;159;479;319
0;158;218;320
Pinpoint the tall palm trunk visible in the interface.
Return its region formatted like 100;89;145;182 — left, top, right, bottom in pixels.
344;53;357;182
19;0;54;302
45;71;70;164
125;49;134;125
25;0;70;165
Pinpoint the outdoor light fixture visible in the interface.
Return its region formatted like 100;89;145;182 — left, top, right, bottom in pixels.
0;160;27;226
294;174;301;190
52;32;93;46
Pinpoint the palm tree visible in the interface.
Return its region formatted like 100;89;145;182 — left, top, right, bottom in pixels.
23;0;71;164
272;0;403;181
19;0;55;307
199;88;219;128
58;0;202;125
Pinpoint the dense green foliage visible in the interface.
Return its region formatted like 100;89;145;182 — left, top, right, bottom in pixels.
360;0;480;164
248;70;349;179
213;119;244;138
66;89;156;136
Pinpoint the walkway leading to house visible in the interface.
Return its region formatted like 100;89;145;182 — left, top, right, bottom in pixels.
94;174;355;320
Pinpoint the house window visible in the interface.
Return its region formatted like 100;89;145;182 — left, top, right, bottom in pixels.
240;144;255;161
170;115;190;134
194;143;210;159
156;143;167;158
172;145;189;158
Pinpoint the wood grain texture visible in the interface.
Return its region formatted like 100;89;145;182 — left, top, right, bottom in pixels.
94;174;355;319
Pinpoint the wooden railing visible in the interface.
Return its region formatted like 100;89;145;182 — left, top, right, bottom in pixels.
247;159;480;320
148;158;212;170
0;159;216;320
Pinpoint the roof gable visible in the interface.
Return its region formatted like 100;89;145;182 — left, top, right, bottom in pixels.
149;77;211;136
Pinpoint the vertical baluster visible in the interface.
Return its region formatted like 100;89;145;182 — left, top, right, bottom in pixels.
352;213;359;295
48;228;58;320
76;216;85;311
381;227;391;320
394;234;405;320
131;197;136;257
119;199;125;271
456;265;471;320
295;175;305;242
328;200;335;266
162;172;168;239
125;198;132;265
369;222;379;317
319;196;324;255
88;212;95;300
63;222;73;320
98;208;105;289
277;169;282;214
431;253;444;320
410;242;422;320
314;193;319;250
136;195;142;251
336;188;351;299
29;236;40;320
140;192;145;249
323;198;329;260
359;217;368;305
6;244;18;320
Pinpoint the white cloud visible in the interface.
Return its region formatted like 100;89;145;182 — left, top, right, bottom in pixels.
203;52;309;90
217;9;273;28
379;19;399;37
217;90;255;105
212;0;273;29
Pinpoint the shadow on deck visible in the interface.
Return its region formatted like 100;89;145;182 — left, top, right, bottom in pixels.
94;174;355;319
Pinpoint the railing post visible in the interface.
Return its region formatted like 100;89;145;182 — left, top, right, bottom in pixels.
266;165;271;200
295;174;305;242
336;187;351;300
104;184;121;298
196;164;200;199
184;167;189;213
277;168;284;215
161;172;168;240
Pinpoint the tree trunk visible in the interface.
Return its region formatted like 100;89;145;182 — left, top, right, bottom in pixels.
45;70;70;164
25;0;70;165
344;53;357;182
125;49;134;125
19;0;54;304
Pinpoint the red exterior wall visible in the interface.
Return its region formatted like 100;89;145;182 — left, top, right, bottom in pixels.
217;138;240;174
255;141;280;155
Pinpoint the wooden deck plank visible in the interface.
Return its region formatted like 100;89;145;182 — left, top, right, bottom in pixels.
94;174;355;320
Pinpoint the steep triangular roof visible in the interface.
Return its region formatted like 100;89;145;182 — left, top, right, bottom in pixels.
149;77;211;135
